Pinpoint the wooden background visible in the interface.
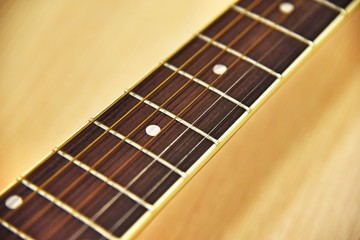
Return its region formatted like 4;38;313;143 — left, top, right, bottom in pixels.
1;1;360;239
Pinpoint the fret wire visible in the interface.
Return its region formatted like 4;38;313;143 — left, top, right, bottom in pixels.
232;5;314;46
56;150;154;210
128;91;220;144
19;178;116;240
313;0;347;13
2;0;264;229
0;219;34;240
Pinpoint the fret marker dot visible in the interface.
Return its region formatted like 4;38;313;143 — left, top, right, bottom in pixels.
146;124;161;137
279;2;295;14
5;195;23;210
212;64;227;75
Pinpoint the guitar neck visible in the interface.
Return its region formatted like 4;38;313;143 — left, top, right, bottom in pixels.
1;0;359;239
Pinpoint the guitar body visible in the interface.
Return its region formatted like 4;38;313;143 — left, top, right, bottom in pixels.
1;0;359;239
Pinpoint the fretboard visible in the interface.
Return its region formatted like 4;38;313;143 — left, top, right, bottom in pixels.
0;0;358;239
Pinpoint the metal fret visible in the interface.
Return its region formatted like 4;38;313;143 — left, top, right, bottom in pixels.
232;5;314;46
313;0;347;13
163;62;251;111
0;219;34;240
56;150;154;211
198;34;282;78
92;121;187;178
128;91;220;144
19;178;115;240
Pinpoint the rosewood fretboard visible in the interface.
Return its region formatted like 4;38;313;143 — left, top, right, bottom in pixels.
0;0;357;239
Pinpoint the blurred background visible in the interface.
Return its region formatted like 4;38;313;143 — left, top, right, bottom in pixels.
0;1;360;239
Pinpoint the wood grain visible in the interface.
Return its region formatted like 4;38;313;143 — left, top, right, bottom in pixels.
1;1;360;239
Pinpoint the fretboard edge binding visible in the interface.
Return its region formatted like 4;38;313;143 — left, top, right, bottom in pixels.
19;178;117;240
232;5;314;47
198;34;282;78
128;91;220;145
163;63;251;112
56;150;154;211
92;121;187;178
0;219;34;240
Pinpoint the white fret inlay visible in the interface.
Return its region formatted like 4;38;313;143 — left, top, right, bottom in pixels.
20;178;116;240
128;92;219;145
163;62;250;112
56;150;154;211
231;5;313;46
212;64;228;75
93;121;187;178
146;125;161;137
279;2;295;14
198;34;282;78
5;195;23;210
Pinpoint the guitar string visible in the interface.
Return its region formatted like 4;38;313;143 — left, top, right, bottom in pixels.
105;0;316;235
67;1;312;238
4;0;266;230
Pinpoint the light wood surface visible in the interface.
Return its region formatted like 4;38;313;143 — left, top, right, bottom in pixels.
1;1;360;239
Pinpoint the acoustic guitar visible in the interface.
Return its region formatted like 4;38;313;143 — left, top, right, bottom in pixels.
1;0;360;239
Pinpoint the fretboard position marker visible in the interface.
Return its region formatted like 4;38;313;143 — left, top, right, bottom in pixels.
279;2;295;14
212;64;228;75
5;195;23;210
146;125;161;137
